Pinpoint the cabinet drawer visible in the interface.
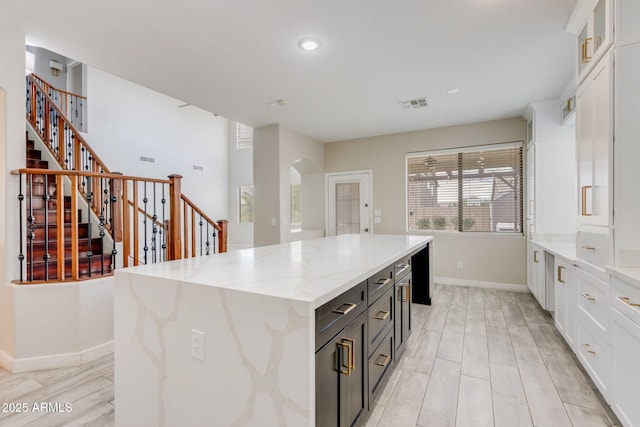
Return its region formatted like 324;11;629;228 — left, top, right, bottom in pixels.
576;267;610;334
577;230;610;271
576;316;610;400
369;328;394;403
394;255;411;281
611;277;640;326
368;287;394;357
368;265;394;303
315;280;367;351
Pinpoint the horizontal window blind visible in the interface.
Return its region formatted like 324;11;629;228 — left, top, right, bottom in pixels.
236;123;253;149
407;143;523;233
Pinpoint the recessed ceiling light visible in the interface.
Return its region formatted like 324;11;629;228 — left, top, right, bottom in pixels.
298;37;321;51
447;88;460;94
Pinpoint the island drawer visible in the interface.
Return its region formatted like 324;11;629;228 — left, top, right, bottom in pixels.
368;328;394;404
368;287;394;356
316;280;367;351
395;255;411;281
577;267;610;334
368;265;394;303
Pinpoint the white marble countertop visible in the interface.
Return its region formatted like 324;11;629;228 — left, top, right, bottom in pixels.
532;240;577;264
117;234;432;308
606;266;640;290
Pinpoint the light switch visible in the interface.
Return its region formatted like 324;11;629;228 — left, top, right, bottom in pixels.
271;218;276;226
192;329;205;360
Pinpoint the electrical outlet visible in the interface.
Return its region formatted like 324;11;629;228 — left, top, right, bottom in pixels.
457;261;463;270
192;329;205;360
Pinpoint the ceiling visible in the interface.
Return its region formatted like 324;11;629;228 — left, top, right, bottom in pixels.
3;0;578;142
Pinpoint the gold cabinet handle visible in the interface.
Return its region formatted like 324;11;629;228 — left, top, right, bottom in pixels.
581;37;593;64
581;245;596;250
373;310;390;321
396;263;409;269
333;302;356;315
375;277;391;286
533;250;539;263
581;186;592;216
583;343;596;355
619;296;640;307
557;266;565;284
374;353;391;367
400;283;411;303
582;293;596;301
337;338;355;375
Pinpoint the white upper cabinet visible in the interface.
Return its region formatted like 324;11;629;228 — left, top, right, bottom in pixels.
568;0;613;84
615;0;640;46
575;52;612;228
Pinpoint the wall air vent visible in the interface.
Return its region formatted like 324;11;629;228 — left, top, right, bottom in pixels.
399;97;428;109
139;156;155;163
193;165;204;171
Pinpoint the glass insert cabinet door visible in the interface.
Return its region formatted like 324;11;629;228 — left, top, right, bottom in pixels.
326;173;371;236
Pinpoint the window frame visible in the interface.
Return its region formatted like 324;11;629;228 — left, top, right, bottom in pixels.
405;141;524;235
238;185;254;223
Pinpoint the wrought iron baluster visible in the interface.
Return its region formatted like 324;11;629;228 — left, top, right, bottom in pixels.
18;174;24;282
99;176;106;275
43;174;51;280
27;174;35;281
86;174;93;277
205;222;210;256
79;98;84;130
199;215;203;256
212;227;217;255
143;182;149;264
110;178;118;270
152;183;157;264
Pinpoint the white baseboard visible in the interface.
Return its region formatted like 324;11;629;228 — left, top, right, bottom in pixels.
4;341;113;373
435;276;529;293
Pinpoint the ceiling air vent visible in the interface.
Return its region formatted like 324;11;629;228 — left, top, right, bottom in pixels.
399;97;428;110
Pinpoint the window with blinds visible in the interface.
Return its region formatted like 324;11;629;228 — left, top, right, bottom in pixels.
407;142;523;233
236;122;253;149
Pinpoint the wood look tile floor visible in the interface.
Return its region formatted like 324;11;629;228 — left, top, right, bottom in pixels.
0;284;619;427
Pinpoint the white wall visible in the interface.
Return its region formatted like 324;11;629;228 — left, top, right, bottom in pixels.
253;125;280;247
0;26;27;367
86;67;229;222
278;125;325;243
227;122;254;250
26;46;68;90
325;118;527;287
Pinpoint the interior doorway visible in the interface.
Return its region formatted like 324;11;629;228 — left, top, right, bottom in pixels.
326;171;372;236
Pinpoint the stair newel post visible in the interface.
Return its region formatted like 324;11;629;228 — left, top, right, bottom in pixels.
56;175;65;280
70;174;80;280
217;219;228;254
168;174;183;261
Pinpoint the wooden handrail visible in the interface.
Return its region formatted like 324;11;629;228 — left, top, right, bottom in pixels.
12;168;170;183
28;74;108;173
32;73;87;99
180;194;223;232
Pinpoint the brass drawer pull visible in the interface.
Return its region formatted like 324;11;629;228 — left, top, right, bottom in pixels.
373;310;390;321
582;293;596;301
581;185;592;216
583;343;596;355
375;277;391;286
557;266;565;284
619;296;640;307
582;37;593;63
374;353;391;367
333;302;357;315
581;245;596;250
396;263;409;269
337;338;355;375
400;283;411;303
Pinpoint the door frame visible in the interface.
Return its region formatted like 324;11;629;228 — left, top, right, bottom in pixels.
325;170;373;236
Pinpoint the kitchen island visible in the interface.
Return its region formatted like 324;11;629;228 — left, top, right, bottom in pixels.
114;234;432;426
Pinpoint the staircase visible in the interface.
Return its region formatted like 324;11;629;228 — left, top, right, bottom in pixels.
25;134;112;281
15;73;228;284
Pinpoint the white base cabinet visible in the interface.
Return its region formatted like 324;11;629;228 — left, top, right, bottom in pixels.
610;276;640;427
554;258;576;350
